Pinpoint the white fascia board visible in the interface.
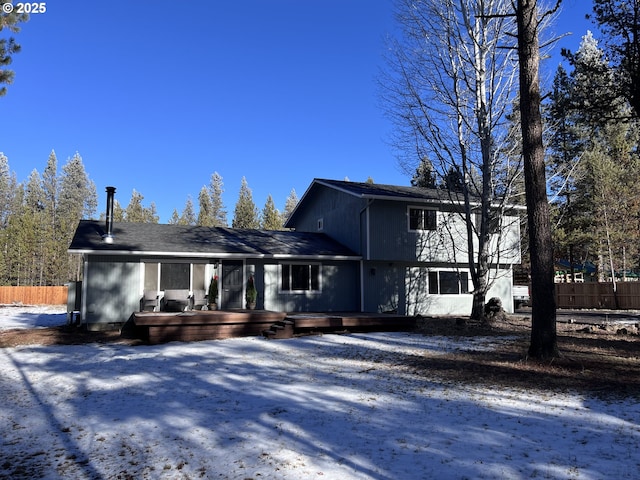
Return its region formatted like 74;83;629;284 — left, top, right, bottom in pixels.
68;249;266;258
271;254;362;261
69;250;361;261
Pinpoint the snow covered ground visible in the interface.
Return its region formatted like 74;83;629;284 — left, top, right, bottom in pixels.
0;304;67;330
1;307;639;479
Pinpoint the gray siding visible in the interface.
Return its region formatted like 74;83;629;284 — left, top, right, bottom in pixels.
263;261;359;312
366;201;521;265
84;255;141;329
362;260;515;316
291;186;365;254
362;262;407;314
367;201;468;263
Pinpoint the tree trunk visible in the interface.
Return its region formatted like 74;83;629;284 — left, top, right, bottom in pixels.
516;0;558;359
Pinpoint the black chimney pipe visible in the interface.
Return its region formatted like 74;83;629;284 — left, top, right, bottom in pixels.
103;186;116;243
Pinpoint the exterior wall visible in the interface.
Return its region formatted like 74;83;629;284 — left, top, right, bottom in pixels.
291;186;366;254
486;271;514;314
83;256;218;329
367;201;467;262
263;260;360;312
83;255;141;329
82;256;359;328
490;214;522;264
366;200;521;265
362;260;514;316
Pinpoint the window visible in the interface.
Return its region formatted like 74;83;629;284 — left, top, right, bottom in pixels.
409;207;437;231
428;270;469;295
144;261;209;292
475;213;500;234
317;218;324;231
160;263;190;290
281;263;321;292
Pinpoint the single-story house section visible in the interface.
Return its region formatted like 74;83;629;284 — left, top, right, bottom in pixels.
69;221;361;330
68;179;523;330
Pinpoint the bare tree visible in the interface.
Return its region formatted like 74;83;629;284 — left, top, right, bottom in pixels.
516;0;559;359
382;0;524;320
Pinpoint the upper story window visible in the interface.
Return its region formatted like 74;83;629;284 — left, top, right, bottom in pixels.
409;207;437;231
475;213;500;234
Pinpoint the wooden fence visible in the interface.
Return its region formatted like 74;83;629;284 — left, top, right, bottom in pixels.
0;286;68;306
556;282;640;310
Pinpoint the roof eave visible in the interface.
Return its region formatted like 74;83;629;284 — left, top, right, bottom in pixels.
68;249;360;261
271;254;362;261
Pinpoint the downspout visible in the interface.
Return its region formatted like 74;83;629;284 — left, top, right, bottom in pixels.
81;254;88;327
359;199;374;311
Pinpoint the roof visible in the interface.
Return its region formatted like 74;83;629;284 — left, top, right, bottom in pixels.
285;178;483;227
312;178;457;202
68;220;360;260
286;178;527;227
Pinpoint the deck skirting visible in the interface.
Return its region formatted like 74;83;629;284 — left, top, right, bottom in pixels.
130;311;416;344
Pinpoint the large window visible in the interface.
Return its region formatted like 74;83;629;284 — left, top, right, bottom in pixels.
428;270;469;295
281;263;321;292
409;207;437;231
143;262;209;292
475;213;500;234
160;263;190;290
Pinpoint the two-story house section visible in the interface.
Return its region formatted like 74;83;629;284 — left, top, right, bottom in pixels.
286;179;523;315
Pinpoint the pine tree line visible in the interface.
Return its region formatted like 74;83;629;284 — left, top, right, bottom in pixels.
0;152;299;286
167;174;299;230
546;31;640;281
0;151;96;286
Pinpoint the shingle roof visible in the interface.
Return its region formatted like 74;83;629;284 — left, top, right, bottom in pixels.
285;178;469;227
68;220;359;259
313;178;454;202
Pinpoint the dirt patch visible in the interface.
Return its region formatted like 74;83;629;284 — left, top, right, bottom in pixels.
411;315;640;397
0;325;142;348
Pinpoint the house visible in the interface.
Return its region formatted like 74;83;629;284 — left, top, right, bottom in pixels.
68;179;523;330
285;179;522;316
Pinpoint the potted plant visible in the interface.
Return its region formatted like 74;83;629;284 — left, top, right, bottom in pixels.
208;275;218;310
246;274;257;309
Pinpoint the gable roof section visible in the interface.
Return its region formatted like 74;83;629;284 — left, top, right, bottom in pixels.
286;178;526;227
68;220;359;260
313;178;452;201
286;178;462;227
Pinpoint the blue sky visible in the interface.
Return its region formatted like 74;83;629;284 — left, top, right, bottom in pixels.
3;0;594;223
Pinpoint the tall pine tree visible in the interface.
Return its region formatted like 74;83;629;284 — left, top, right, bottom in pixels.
58;153;97;282
282;188;299;226
232;177;260;229
197;186;214;226
589;0;640;117
179;196;196;225
209;172;227;227
261;194;282;230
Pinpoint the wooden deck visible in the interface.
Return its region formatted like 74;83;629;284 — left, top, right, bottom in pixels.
129;310;416;344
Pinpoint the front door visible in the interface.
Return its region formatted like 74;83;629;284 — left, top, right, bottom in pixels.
222;261;243;309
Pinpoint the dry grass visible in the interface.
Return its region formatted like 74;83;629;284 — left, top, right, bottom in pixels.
412;315;640;397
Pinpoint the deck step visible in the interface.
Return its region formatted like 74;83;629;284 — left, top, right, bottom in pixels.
262;321;294;340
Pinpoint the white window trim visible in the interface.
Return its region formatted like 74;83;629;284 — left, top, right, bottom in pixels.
428;268;471;295
408;205;438;232
141;260;210;295
279;262;322;294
